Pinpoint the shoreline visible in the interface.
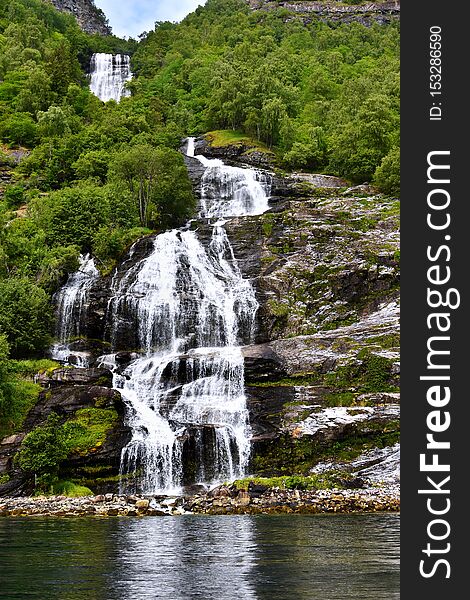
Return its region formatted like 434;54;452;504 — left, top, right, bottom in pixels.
0;486;399;517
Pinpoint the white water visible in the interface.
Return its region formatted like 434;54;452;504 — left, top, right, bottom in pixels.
89;53;132;102
51;254;99;366
113;138;271;494
186;137;271;217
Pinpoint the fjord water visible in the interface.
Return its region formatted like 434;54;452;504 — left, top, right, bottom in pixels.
89;53;132;102
0;514;399;600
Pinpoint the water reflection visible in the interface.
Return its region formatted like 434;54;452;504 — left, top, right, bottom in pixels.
112;516;257;600
0;514;399;600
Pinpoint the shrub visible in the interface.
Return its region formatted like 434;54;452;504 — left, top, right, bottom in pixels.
0;278;53;357
373;145;400;195
16;413;70;477
0;112;38;147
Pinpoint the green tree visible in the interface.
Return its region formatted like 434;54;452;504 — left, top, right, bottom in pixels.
373;145;400;195
110;145;196;228
0;112;38;146
0;278;53;357
16;412;70;482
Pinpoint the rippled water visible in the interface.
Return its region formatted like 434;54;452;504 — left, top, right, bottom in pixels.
0;514;399;600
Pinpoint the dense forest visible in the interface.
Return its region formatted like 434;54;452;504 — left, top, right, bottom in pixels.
0;0;399;445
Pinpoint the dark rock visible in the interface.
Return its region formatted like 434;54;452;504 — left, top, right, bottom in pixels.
36;368;113;387
207;485;234;498
242;344;287;382
248;481;269;496
340;477;366;489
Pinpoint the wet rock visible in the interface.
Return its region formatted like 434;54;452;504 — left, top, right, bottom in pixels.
36;368;113;387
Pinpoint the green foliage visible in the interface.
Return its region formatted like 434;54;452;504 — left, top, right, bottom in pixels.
373;145;400;194
0;149;15;167
16;412;70;475
0;113;38;146
232;474;343;491
92;226;152;266
50;479;93;497
3;184;25;208
0;278;53;357
62;407;119;455
8;358;60;377
16;407;118;487
130;7;399;179
30;183;113;249
0;335;42;439
109;145;196;228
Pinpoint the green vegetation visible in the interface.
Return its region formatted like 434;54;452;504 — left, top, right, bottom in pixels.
0;278;53;357
0;334;42;438
205;130;273;154
0;0;197;425
62;407;119;455
16;407;119;492
232;473;344;491
16;413;70;480
132;0;399;182
252;423;400;475
0;0;399;488
49;479;93;497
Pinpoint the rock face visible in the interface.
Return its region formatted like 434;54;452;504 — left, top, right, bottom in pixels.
47;0;111;35
183;141;400;481
246;1;400;26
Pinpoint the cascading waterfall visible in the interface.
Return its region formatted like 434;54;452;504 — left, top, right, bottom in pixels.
187;137;271;217
112;138;271;494
51;254;99;366
89;53;132;102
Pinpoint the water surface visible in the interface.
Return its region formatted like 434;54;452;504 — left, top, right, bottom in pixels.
0;514;399;600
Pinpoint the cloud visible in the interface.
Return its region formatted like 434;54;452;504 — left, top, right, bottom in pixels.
94;0;205;39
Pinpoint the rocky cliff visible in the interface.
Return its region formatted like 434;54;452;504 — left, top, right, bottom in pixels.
246;0;400;25
47;0;111;35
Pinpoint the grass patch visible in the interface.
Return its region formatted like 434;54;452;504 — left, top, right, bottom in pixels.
0;379;41;439
231;474;344;491
8;359;60;378
64;407;119;456
50;480;93;497
204;130;273;154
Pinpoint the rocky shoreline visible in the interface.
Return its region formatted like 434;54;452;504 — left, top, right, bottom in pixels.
0;485;399;517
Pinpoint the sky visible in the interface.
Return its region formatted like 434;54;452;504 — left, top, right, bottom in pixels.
94;0;206;39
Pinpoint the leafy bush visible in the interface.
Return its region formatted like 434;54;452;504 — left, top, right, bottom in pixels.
0;336;41;439
373;145;400;195
16;412;70;476
0;278;53;357
3;184;25;208
0;113;38;147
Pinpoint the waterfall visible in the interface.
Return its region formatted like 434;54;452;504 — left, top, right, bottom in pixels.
51;254;99;367
187;138;271;217
89;53;132;102
113;138;271;494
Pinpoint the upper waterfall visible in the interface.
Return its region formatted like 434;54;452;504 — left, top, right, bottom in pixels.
187;137;271;217
89;53;132;102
